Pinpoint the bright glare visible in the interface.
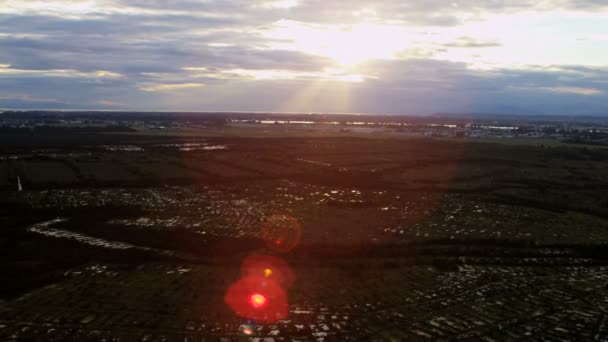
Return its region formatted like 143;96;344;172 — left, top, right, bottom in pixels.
261;0;299;9
264;20;410;66
250;293;267;308
182;66;365;83
261;11;608;71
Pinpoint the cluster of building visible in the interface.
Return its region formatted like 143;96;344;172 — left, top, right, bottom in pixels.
17;179;608;247
1;262;606;341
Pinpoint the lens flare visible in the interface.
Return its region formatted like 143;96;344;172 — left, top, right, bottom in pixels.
261;214;301;253
239;324;254;335
242;254;296;288
224;276;288;323
250;293;267;308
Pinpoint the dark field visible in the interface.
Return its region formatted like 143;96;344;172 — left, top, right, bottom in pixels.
1;126;608;341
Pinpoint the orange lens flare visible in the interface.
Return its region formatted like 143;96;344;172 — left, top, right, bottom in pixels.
249;293;267;308
264;268;272;278
241;254;296;288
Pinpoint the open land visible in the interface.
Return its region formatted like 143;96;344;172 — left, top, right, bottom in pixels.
1;112;608;341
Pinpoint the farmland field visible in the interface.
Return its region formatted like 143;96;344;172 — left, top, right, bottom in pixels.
0;161;8;187
1;124;608;341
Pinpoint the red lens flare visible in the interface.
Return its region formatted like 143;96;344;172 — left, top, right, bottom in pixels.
224;276;288;323
261;214;301;253
241;254;296;288
249;293;267;308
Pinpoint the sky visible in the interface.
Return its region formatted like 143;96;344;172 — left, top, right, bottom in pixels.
0;0;607;115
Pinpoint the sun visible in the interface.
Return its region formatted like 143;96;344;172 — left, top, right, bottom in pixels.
264;20;409;66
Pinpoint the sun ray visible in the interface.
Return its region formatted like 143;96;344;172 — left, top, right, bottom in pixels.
276;79;355;114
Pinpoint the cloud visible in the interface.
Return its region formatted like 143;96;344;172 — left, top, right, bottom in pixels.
0;0;606;114
0;98;70;109
95;99;125;107
0;64;122;78
139;82;204;92
444;36;501;48
538;86;602;95
0;94;79;109
259;0;300;9
182;66;364;82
